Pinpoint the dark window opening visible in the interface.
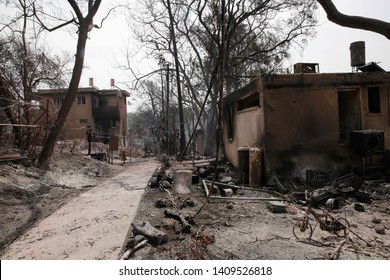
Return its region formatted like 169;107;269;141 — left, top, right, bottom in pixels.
237;92;260;112
338;90;361;144
77;96;86;105
54;98;64;106
226;105;234;141
368;87;380;113
98;96;107;107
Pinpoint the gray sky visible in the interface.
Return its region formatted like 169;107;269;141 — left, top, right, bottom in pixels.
40;1;390;95
289;0;390;73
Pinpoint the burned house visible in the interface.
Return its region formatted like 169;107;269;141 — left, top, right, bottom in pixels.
37;79;130;145
223;63;390;183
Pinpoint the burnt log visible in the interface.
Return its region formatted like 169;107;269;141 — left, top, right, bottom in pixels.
131;221;168;244
352;190;372;203
163;209;191;233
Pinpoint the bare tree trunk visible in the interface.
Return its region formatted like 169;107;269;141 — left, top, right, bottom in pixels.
37;28;88;169
166;0;186;157
204;100;218;157
37;0;102;169
21;0;31;150
0;78;22;146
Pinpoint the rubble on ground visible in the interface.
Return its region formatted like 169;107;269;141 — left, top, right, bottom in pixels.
124;159;390;260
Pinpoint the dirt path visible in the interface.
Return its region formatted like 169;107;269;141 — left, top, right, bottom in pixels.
0;160;159;260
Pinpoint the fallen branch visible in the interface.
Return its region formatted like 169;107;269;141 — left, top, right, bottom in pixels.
344;248;371;257
329;239;347;260
297;239;332;247
120;239;148;260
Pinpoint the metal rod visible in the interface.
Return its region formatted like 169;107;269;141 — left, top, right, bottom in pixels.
209;196;286;201
203;180;274;193
202;180;285;201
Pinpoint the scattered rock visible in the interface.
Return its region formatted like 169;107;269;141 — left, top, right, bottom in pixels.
354;203;365;212
375;224;386;235
160;180;171;188
148;177;159;188
372;216;382;224
227;202;234;209
154;199;172;208
267;201;286;213
180;198;194;208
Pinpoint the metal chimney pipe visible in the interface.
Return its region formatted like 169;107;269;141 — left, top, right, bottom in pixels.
89;77;94;87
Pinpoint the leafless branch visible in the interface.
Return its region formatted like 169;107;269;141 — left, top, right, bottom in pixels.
317;0;390;39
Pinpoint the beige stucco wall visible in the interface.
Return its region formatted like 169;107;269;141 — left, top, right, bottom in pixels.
36;87;130;141
360;84;390;146
223;72;390;180
224;108;262;167
223;78;264;167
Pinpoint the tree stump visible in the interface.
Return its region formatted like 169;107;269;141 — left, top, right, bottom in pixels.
173;169;192;194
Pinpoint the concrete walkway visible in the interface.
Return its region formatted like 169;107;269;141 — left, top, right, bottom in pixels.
1;160;159;260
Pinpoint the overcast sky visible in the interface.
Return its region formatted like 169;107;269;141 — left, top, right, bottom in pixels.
39;0;390;102
289;0;390;73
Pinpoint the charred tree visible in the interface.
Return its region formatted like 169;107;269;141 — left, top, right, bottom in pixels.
166;0;186;157
37;0;102;169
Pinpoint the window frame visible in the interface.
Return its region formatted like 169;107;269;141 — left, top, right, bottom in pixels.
77;96;86;105
367;86;381;114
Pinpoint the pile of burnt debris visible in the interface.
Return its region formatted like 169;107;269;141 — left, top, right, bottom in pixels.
149;158;390;210
276;169;390;211
122;158;390;259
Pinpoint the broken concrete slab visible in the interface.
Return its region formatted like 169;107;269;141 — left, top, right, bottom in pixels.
267;201;287;213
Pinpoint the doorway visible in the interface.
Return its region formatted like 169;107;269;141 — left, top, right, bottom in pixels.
338;90;361;144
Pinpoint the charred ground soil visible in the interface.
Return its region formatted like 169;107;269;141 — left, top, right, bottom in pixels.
123;160;390;260
1;152;390;260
